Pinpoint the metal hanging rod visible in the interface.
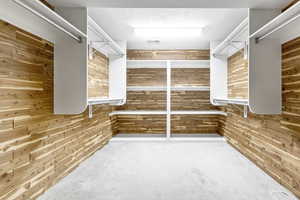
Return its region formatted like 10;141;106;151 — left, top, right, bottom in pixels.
12;0;84;43
255;13;300;43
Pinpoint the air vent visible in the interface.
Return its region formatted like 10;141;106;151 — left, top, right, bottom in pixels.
147;40;160;44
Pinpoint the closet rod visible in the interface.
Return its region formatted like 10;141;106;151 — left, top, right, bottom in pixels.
256;13;300;43
13;0;83;43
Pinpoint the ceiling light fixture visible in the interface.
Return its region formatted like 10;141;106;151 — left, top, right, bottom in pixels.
134;27;203;38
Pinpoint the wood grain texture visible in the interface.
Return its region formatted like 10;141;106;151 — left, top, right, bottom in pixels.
117;91;166;110
220;37;300;198
171;68;210;87
228;49;248;99
172;115;219;134
115;115;166;134
127;68;166;86
88;50;109;99
171;91;217;110
0;20;114;200
127;50;210;60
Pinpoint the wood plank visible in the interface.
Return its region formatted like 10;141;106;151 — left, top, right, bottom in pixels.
220;37;300;198
0;20;114;200
127;50;210;60
88;50;109;99
227;49;248;99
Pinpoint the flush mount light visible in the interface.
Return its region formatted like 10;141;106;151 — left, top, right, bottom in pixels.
134;27;203;38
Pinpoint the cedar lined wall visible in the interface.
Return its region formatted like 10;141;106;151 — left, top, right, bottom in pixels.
172;115;219;134
114;50;219;135
171;68;210;87
220;37;300;198
0;20;114;200
116;115;166;134
117;91;166;110
127;68;166;87
227;49;248;99
171;91;216;110
88;50;109;99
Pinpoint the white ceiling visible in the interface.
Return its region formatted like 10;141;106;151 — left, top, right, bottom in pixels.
51;0;289;50
89;8;248;49
51;0;287;9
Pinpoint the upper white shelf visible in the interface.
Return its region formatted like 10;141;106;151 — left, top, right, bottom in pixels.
170;60;210;68
127;60;167;68
12;0;87;42
250;1;300;44
127;60;210;68
87;16;125;56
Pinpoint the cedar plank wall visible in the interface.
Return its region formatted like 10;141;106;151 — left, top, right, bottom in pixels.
219;37;300;197
115;50;219;134
127;68;166;87
172;115;219;134
0;20;115;200
116;115;166;134
88;50;109;99
227;49;248;99
117;91;166;110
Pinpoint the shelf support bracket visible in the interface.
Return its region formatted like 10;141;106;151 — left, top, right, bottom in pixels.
243;41;248;60
89;105;93;118
243;105;248;118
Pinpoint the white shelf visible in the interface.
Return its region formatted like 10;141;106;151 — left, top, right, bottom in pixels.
127;86;167;91
171;86;210;91
109;110;167;116
170;60;210;68
250;1;300;44
127;60;167;68
88;98;124;105
12;0;87;41
88;16;125;56
213;98;249;106
127;60;210;69
171;110;227;116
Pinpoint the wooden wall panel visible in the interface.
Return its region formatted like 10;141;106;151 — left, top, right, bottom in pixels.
220;37;300;198
88;50;109;99
171;68;210;87
171;91;217;110
228;49;248;99
117;91;166;110
0;20;114;200
127;50;210;60
116;115;166;134
127;68;166;86
172;115;219;134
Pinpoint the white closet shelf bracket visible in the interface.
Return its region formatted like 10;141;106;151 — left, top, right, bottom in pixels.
12;0;87;43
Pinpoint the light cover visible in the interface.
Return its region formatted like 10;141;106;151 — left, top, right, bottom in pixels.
134;27;203;38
